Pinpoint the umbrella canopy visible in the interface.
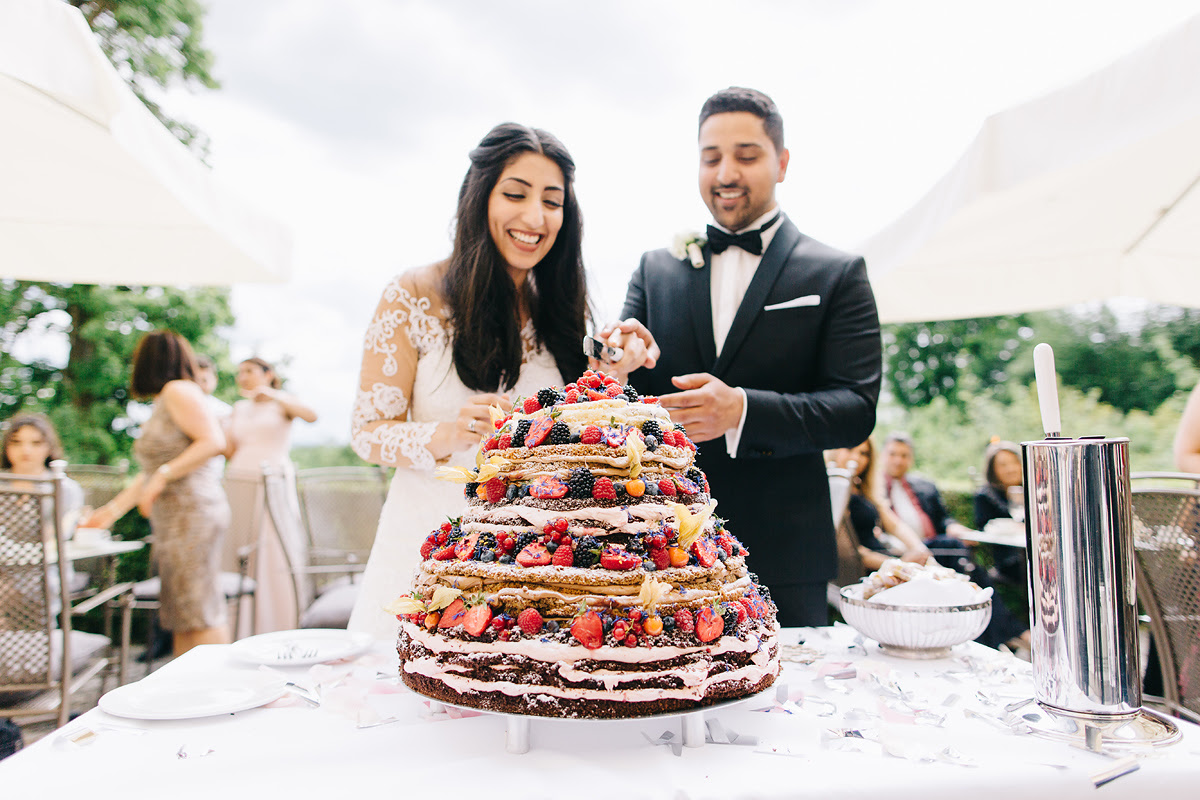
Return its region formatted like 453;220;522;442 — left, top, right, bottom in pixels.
858;13;1200;323
0;0;291;285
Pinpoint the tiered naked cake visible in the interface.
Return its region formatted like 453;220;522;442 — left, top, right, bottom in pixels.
387;370;780;718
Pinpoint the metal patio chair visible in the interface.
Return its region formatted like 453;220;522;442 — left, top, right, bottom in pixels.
294;466;386;597
262;467;364;628
0;464;132;728
1130;473;1200;723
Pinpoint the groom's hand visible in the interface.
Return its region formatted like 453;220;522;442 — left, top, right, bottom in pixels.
660;373;743;443
592;318;660;380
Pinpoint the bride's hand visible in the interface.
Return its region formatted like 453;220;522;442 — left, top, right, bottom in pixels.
453;393;512;450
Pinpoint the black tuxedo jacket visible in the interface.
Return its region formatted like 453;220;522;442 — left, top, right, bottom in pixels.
620;216;882;586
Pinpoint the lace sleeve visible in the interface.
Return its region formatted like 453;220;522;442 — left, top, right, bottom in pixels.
350;272;445;472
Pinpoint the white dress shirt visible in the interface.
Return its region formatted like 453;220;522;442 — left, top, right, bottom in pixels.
889;479;926;535
708;206;783;458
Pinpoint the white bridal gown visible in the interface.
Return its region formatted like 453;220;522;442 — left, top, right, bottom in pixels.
347;264;563;641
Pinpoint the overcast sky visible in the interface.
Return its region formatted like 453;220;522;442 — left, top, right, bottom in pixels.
157;0;1199;445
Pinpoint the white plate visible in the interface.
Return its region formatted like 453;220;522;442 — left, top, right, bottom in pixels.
228;629;373;667
99;671;286;720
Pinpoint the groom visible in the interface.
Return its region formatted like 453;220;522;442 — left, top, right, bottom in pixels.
611;87;882;627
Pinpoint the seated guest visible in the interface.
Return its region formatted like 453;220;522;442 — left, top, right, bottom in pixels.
829;438;930;571
885;431;1030;651
974;438;1027;586
1;414;87;615
882;431;976;546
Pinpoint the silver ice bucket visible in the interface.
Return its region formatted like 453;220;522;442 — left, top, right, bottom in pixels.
1022;436;1140;716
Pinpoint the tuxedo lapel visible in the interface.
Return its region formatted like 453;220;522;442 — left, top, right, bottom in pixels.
686;247;718;369
712;218;800;376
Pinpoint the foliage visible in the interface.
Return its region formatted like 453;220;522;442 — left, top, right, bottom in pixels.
883;304;1199;416
1026;307;1180;415
0;280;234;464
883;315;1035;408
875;378;1189;493
68;0;218;157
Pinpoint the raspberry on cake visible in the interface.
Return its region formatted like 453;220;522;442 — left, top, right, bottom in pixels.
392;371;780;719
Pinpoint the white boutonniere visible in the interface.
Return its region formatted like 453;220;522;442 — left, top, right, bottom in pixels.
670;231;707;268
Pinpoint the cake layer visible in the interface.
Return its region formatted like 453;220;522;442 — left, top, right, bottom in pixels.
414;559;752;617
398;617;779;719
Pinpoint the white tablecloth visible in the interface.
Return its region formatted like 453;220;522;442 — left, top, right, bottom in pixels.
3;626;1198;799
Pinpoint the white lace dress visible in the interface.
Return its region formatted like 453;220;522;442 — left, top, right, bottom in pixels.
347;264;564;640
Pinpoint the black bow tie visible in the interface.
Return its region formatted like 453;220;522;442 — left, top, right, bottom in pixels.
706;213;781;256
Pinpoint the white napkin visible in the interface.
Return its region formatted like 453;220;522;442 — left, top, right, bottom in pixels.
870;578;991;606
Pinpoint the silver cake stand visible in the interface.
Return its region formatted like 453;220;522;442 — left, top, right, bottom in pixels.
418;684;776;754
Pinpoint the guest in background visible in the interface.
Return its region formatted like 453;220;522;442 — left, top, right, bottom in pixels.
828;438;930;571
882;432;976;545
974;439;1027;586
1174;381;1200;473
1;413;87;613
884;431;1029;651
225;357;318;633
83;330;229;656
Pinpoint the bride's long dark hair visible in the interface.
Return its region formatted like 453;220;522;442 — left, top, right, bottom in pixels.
443;123;590;392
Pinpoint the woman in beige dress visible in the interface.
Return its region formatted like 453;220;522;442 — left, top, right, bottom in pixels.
85;331;230;656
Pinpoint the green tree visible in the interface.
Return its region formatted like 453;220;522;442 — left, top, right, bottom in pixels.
1029;307;1179;415
883;315;1036;409
884;305;1199;416
68;0;219;157
1;281;234;463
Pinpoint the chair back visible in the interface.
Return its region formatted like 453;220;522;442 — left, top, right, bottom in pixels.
0;464;74;724
1130;479;1200;722
261;467;314;619
828;461;857;530
64;463;128;509
221;469;265;577
295;467;386;589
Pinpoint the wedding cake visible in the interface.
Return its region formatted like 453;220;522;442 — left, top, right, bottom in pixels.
388;370;780;718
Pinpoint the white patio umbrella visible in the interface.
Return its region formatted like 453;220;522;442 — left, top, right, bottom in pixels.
858;12;1200;323
0;0;291;285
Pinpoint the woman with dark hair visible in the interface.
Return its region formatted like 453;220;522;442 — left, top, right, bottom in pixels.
225;357;318;632
2;413;87;613
348;123;624;638
827;438;931;570
973;439;1027;586
83;330;230;655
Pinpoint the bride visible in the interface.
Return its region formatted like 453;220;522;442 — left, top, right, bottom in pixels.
348;123;648;639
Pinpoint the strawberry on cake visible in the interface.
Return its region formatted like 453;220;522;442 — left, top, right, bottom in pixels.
387;370;781;719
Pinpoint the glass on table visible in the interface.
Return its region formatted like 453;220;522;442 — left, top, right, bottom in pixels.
1007;485;1025;523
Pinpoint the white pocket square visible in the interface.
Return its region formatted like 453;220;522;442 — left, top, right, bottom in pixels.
763;294;820;311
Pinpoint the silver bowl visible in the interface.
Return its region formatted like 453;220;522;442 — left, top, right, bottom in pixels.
839;583;992;658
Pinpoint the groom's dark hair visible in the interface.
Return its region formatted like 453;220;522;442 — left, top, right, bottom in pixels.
698;87;784;153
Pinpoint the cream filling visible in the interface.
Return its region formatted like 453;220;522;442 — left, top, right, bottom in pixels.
402;618;774;662
510;400;673;429
402;653;778;702
461;500;712;531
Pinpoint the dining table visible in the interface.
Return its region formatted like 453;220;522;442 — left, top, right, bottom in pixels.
2;624;1197;799
962;519;1027;549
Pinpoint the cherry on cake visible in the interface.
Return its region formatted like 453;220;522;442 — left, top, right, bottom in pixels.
387;370;780;719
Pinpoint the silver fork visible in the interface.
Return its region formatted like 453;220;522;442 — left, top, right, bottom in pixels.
284;682;320;707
